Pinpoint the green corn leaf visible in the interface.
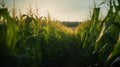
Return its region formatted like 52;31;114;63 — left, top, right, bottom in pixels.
96;23;106;43
90;8;100;33
117;33;120;43
7;17;18;53
107;42;120;61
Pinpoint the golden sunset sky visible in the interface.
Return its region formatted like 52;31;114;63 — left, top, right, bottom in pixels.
3;0;106;21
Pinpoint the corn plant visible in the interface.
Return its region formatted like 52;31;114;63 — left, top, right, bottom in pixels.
0;0;120;67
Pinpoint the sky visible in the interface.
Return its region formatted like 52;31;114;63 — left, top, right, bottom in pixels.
2;0;105;21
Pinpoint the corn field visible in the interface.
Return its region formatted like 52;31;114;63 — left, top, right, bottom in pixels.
0;0;120;67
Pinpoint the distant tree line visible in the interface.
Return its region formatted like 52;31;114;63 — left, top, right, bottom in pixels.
62;21;81;27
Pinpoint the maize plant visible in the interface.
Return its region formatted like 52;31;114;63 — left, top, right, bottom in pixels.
0;0;120;67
